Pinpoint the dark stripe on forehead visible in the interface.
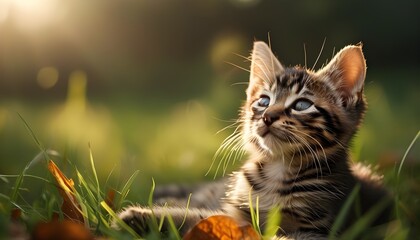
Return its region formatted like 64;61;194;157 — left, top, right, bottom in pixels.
277;74;289;89
276;68;307;89
294;79;305;94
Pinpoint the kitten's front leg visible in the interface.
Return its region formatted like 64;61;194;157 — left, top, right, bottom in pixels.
117;206;222;236
274;232;327;240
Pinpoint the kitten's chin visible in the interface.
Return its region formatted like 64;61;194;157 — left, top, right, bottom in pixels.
254;132;294;158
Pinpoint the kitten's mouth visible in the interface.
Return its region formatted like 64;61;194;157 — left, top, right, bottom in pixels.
257;126;271;138
260;129;270;137
257;126;289;141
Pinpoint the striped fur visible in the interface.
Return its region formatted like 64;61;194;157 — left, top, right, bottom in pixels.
117;42;392;239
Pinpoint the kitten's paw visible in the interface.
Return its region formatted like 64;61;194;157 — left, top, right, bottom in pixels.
274;232;327;240
116;206;154;235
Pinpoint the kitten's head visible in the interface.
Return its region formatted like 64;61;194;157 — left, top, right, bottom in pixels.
242;41;366;162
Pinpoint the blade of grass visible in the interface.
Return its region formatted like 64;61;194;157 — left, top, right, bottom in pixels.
147;178;160;232
178;193;192;232
396;130;419;219
11;114;49;209
340;198;392;240
148;178;156;207
165;211;181;240
397;130;419;179
263;206;281;239
100;201;141;238
88;143;102;232
116;170;139;210
88;143;100;201
248;189;261;235
17;113;48;160
104;165;117;190
10;156;39;205
13;192;49;221
158;203;168;232
256;195;260;232
1;174;51;183
384;222;409;240
328;184;361;239
76;170;98;205
75;169;99;227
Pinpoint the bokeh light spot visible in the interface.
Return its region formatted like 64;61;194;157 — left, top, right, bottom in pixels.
230;0;260;8
37;67;59;89
210;33;246;72
67;70;87;112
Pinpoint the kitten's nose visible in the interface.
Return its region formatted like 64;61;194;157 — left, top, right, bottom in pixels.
262;112;280;126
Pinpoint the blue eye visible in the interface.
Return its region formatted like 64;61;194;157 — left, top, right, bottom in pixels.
293;99;313;111
258;95;270;107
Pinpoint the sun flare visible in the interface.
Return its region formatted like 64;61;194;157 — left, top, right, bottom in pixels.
3;0;59;31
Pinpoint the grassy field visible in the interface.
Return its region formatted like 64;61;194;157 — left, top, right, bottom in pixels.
0;67;418;239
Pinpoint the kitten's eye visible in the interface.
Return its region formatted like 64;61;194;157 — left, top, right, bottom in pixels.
257;95;270;108
293;99;313;111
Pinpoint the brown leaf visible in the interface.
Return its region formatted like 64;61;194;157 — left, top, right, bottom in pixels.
105;188;116;210
183;215;261;240
48;160;84;223
32;220;94;240
10;208;22;221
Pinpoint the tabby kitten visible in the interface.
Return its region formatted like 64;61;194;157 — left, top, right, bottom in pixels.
117;41;391;239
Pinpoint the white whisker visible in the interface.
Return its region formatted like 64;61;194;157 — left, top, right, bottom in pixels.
312;37;327;71
225;61;251;73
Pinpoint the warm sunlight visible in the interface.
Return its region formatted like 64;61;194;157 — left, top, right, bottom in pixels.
0;1;417;239
3;0;59;31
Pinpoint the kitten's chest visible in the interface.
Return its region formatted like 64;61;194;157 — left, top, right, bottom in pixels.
225;160;337;233
226;161;293;209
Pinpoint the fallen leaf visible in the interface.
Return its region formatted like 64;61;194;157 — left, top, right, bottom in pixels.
183;215;261;240
48;160;84;223
32;220;94;240
105;188;116;210
10;208;21;221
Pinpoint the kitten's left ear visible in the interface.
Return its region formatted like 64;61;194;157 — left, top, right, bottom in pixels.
316;45;366;102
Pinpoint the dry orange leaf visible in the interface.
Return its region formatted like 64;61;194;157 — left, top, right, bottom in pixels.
10;208;22;221
183;215;261;240
32;220;94;240
48;160;84;223
105;188;116;210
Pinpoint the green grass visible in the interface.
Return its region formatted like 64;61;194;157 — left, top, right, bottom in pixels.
0;69;418;239
1;125;416;239
0;120;140;239
0;117;186;239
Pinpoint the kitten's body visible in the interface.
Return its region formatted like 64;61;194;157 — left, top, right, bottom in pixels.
118;42;392;239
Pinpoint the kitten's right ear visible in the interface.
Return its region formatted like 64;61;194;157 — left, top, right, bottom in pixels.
248;41;284;97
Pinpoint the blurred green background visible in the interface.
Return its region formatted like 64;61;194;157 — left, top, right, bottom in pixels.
0;0;418;222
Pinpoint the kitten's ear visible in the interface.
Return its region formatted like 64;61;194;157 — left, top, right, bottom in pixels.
248;41;284;97
316;45;366;103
